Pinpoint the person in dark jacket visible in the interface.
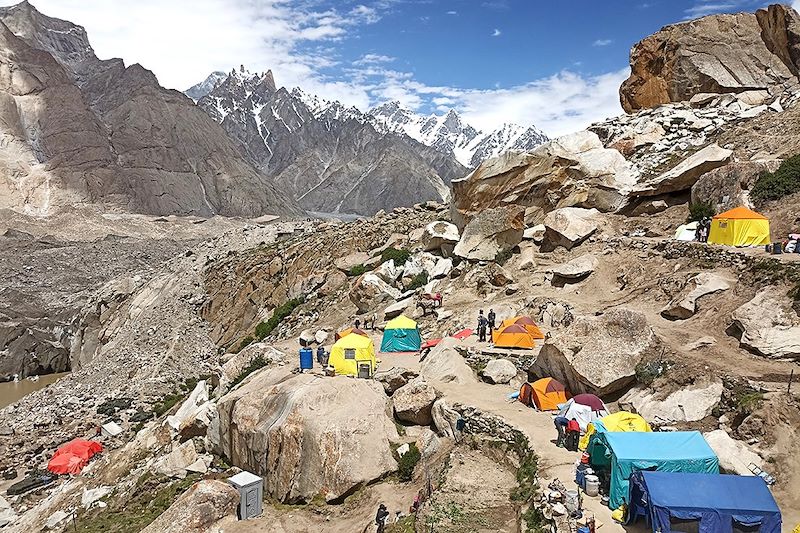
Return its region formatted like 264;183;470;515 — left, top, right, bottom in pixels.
316;345;327;366
487;309;496;331
554;415;569;448
477;310;488;342
566;418;581;451
375;503;389;533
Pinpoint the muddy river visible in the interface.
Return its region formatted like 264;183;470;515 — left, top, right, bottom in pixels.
0;373;70;409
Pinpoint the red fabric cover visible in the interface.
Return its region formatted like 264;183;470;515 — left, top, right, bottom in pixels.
47;439;103;475
421;339;442;350
572;393;605;411
452;329;473;339
567;420;581;433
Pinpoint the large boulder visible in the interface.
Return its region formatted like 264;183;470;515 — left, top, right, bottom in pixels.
166;380;215;441
703;430;763;475
349;273;401;313
453;206;524;261
374;366;418;395
213;369;398;503
730;287;800;360
620;378;724;423
420;337;477;385
393;379;439;425
661;273;731;320
140;480;239;533
540;207;600;252
531;309;662;395
632;144;732;197
421;221;460;256
450;132;636;227
620;5;800;112
691;161;780;213
551;254;598;281
482;359;518;384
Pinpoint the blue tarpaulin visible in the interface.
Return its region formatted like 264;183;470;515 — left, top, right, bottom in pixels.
590;431;719;509
628;471;781;533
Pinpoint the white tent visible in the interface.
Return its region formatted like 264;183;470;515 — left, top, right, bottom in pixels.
557;397;609;432
674;221;698;241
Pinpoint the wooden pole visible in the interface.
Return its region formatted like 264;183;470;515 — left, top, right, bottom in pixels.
789;368;794;395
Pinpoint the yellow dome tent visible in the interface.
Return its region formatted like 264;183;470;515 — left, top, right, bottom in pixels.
579;411;651;451
707;206;770;247
328;333;377;378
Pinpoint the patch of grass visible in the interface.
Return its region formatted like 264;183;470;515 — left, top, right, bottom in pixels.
381;247;411;266
397;443;421;482
510;452;540;502
74;473;200;532
687;201;715;222
386;515;416;533
152;392;185;417
521;506;549;533
752;154;800;202
348;264;369;277
255;296;305;340
408;271;428;290
230;355;271;388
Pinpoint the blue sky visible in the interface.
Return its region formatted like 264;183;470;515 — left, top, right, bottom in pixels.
2;0;790;135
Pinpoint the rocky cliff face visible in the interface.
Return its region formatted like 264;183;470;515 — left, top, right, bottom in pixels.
0;2;300;217
620;4;800;112
195;68;466;216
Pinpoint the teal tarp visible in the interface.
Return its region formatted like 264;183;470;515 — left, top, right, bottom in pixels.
591;431;719;509
380;328;422;352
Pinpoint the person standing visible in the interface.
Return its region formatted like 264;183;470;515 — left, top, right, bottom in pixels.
477;310;487;342
375;503;389;533
372;313;378;330
554;415;569;448
316;344;326;366
355;317;361;330
487;309;496;332
566;418;581;451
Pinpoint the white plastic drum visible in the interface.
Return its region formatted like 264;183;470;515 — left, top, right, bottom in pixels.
565;489;580;512
585;475;600;497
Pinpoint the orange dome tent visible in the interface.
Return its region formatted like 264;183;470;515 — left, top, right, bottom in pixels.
47;439;103;475
492;324;536;349
334;327;369;341
499;316;545;339
531;377;570;411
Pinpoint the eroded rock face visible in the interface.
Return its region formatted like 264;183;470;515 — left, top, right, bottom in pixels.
421;221;460;256
691;161;780;212
620;5;800;112
620;378;723;423
349;273;401;314
453;206;524;261
632;144;732;197
140;480;239;533
531;309;662;395
661;272;731;320
450;132;636;228
214;369;398;503
731;287;800;360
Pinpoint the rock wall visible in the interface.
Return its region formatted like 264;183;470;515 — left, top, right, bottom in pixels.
621;4;800;112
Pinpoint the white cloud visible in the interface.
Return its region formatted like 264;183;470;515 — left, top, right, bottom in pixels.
593;39;613;47
492;28;502;37
353;54;395;66
446;10;458;15
684;1;755;18
793;0;800;12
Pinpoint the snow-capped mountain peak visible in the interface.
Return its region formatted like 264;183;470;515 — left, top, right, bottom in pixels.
185;70;226;101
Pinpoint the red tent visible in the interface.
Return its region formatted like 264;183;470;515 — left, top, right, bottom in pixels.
47;439;103;475
572;393;605;411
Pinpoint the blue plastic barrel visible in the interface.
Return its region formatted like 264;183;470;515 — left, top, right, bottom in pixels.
299;348;314;370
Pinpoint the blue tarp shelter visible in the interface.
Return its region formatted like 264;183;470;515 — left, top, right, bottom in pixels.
590;431;719;509
628;471;781;533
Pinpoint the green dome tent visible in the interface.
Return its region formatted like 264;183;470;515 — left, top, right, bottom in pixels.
380;315;422;352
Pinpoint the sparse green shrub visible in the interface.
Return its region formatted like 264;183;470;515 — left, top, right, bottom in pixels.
348;264;369;277
635;359;670;385
230;355;270;388
232;336;254;353
255;296;304;340
736;391;764;415
752;154;800;202
510;452;540;502
397;443;421;482
152;392;185;417
495;248;513;265
408;271;428;290
521;506;549;533
381;247;411;266
687;201;715;222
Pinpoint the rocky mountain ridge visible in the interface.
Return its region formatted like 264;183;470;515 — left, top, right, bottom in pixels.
194;66;467;215
0;1;300;217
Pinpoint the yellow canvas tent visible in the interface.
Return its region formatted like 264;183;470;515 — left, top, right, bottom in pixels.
579;411;651;450
707;206;770;247
328;333;377;377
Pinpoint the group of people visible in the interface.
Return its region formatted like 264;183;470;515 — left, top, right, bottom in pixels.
476;309;496;342
553;415;581;451
695;216;711;242
355;314;378;330
375;491;424;532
